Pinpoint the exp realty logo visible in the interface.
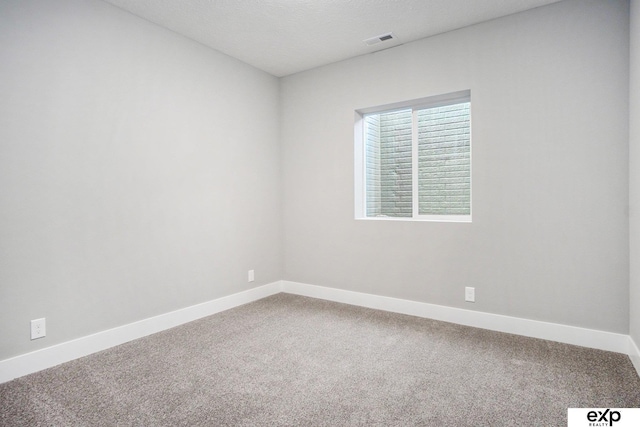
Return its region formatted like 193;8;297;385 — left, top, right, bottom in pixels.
568;408;640;427
586;409;620;426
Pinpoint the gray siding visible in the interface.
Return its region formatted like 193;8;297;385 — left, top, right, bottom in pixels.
418;103;471;215
364;102;470;217
365;110;412;217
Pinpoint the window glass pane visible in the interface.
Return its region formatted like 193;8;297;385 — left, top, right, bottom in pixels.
365;109;412;217
417;102;470;215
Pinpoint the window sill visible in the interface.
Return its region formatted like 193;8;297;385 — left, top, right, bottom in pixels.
355;215;472;223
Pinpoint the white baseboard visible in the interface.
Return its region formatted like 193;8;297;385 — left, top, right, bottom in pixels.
282;281;631;355
630;337;640;377
3;280;637;384
0;281;283;384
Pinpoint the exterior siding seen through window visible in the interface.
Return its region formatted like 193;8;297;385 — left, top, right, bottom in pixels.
358;92;471;221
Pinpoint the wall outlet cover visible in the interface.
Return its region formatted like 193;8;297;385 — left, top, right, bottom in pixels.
31;318;46;340
465;287;475;303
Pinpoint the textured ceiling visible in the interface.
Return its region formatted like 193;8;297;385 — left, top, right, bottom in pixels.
102;0;563;77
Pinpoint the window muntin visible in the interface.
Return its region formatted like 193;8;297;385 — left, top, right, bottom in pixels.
356;91;471;222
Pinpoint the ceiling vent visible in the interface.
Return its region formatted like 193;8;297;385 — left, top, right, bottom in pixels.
363;32;396;46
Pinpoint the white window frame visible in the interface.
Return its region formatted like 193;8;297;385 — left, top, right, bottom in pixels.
354;90;472;222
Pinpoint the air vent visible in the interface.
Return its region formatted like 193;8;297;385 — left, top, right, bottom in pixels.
363;32;396;46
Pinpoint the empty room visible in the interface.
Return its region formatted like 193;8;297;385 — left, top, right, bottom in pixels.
1;0;640;425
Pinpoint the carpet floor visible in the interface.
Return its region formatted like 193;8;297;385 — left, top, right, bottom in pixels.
1;293;639;426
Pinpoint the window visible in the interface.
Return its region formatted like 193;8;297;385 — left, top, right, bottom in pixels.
355;91;471;222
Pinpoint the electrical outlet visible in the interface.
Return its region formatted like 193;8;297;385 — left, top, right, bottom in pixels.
465;287;475;303
31;318;46;340
248;269;255;282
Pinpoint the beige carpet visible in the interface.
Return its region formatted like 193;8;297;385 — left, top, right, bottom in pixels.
1;293;639;426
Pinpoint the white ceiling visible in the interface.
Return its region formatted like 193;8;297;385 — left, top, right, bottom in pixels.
102;0;563;77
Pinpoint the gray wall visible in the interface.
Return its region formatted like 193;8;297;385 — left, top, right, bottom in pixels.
631;0;640;347
1;0;634;364
281;0;630;333
0;0;282;360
